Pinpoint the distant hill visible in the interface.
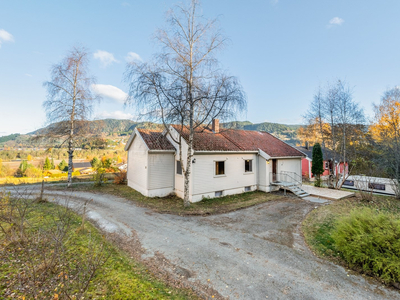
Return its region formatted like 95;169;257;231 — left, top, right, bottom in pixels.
29;119;163;137
0;133;20;144
223;121;301;145
3;119;301;148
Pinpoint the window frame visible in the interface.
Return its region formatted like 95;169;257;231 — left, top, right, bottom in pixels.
176;160;183;175
214;160;226;177
244;159;253;173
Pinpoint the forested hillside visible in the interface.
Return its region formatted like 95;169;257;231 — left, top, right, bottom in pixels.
223;121;300;144
1;119;301;148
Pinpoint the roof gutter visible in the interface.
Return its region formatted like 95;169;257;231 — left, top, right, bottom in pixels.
194;150;258;155
148;150;176;153
268;156;305;159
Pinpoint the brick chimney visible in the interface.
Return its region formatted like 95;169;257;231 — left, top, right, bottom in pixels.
212;119;219;133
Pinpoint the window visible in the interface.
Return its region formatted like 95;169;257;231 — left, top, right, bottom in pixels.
368;183;385;191
215;191;223;197
176;161;182;175
324;161;329;169
215;161;225;175
245;159;253;172
244;186;251;192
343;180;354;186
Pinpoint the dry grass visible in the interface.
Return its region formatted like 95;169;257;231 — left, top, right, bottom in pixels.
0;173;116;186
47;183;281;216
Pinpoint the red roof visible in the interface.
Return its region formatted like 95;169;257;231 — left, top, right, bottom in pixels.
136;128;175;151
172;125;304;157
221;130;303;157
171;125;241;151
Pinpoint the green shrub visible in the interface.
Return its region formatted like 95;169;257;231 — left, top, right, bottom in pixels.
93;167;107;186
58;159;68;171
332;207;400;284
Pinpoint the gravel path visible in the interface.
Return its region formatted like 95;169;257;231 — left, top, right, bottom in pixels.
6;186;400;300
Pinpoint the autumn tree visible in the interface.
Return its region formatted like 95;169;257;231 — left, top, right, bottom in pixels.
43;47;100;187
125;0;246;206
370;86;400;198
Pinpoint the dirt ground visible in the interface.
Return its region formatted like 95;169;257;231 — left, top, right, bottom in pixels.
6;186;400;300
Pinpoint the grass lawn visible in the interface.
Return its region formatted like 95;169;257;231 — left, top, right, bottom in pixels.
47;183;281;215
0;199;200;299
302;192;400;282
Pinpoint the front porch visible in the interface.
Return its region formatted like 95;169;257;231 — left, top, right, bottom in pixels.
270;172;310;198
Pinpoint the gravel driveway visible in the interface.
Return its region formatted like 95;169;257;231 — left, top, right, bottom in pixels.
7;186;400;300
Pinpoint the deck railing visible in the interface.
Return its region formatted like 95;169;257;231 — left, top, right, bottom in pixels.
270;171;302;187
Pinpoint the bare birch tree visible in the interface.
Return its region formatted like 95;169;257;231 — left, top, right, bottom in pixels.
43;47;100;187
125;0;246;206
303;79;365;189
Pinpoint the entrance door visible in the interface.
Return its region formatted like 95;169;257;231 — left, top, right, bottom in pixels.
272;159;277;182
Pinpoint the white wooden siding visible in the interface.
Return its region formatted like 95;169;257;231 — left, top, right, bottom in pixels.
277;158;302;176
192;154;257;197
127;135;148;194
148;153;174;190
166;126;193;197
258;156;267;191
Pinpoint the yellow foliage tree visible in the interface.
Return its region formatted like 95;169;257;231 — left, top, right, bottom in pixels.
27;154;33;161
297;118;331;147
370;94;400;143
370;86;400;197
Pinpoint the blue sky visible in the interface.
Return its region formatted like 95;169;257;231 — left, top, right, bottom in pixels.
1;0;400;136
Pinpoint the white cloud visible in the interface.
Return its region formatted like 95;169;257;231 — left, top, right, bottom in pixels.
93;50;118;67
0;29;14;48
270;0;279;5
329;17;344;26
92;84;128;103
95;110;133;120
25;73;32;77
125;52;142;63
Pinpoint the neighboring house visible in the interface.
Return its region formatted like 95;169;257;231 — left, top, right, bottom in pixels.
125;120;305;202
294;145;348;179
72;162;92;172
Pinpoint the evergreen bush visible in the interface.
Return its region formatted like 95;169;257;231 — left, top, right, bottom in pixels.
332;207;400;285
312;143;324;187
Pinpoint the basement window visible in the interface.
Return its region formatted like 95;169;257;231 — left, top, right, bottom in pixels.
215;191;223;197
245;159;253;172
244;186;251;192
215;161;225;175
176;161;182;175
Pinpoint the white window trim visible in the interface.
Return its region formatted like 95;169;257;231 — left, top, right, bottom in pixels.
176;160;183;177
214;159;227;177
244;158;253;173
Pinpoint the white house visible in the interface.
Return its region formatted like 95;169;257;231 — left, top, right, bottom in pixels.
125;120;305;202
